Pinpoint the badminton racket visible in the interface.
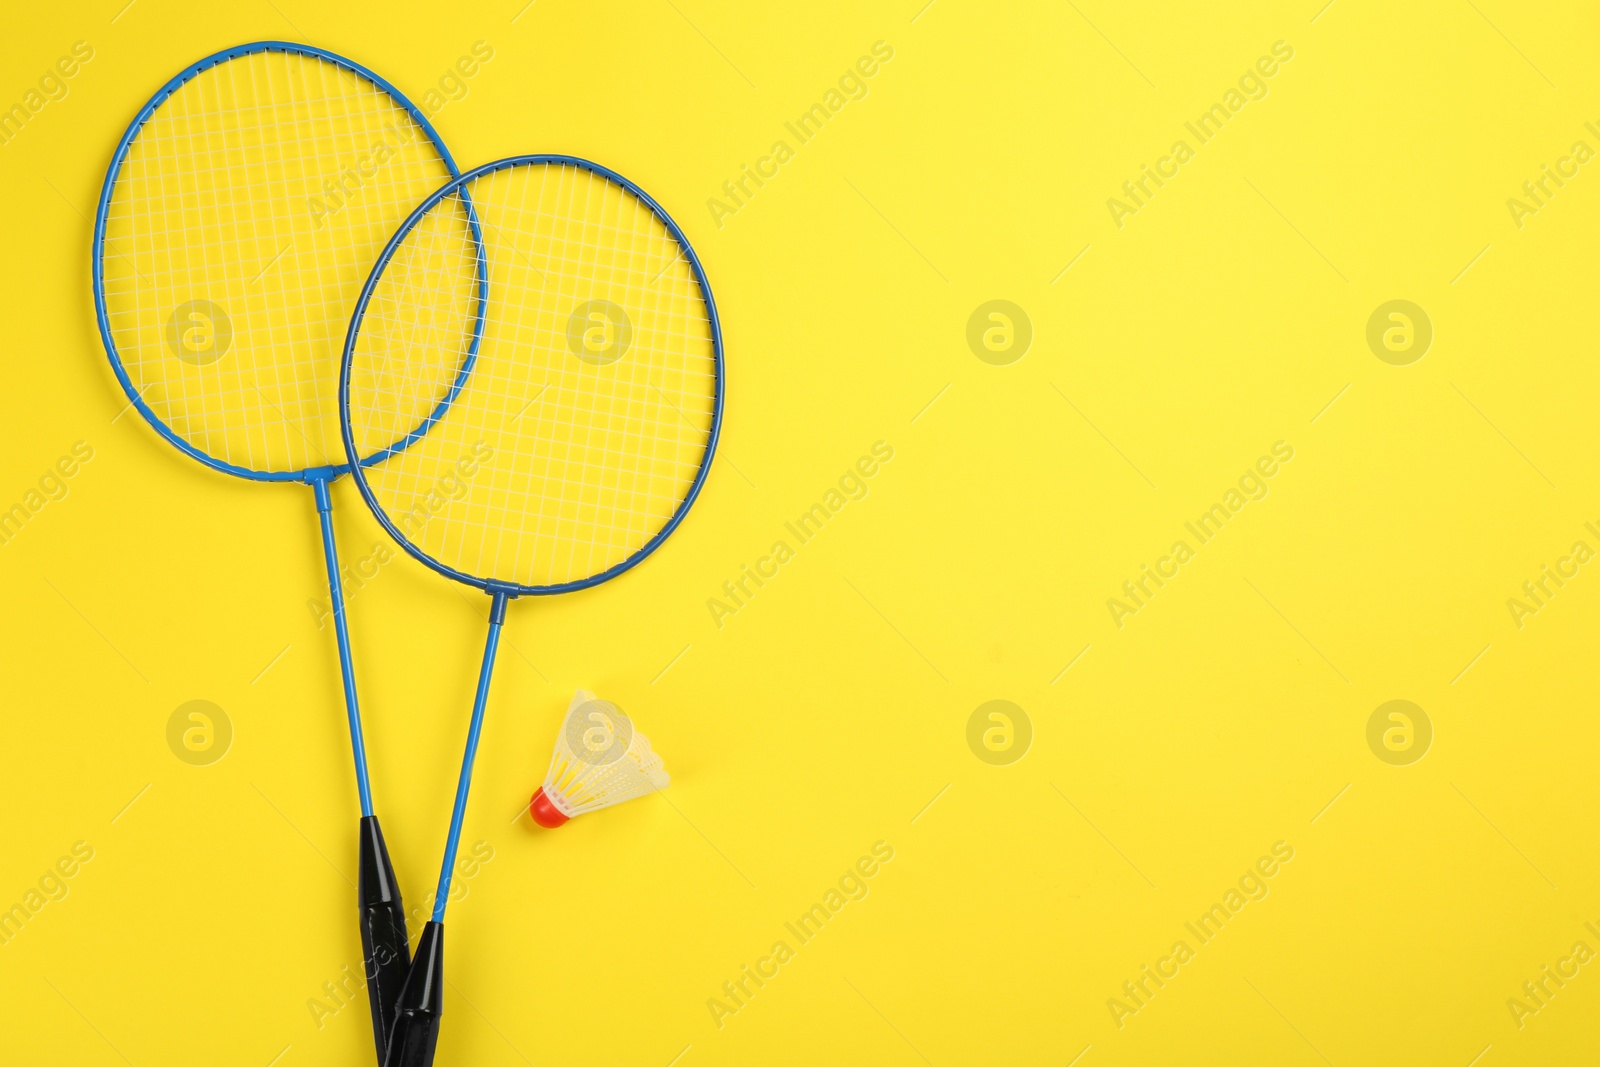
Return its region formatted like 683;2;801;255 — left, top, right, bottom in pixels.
91;42;480;1058
340;155;723;1064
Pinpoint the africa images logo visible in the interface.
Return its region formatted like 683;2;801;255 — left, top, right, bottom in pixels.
307;118;421;229
165;300;232;365
706;41;895;228
1105;41;1295;229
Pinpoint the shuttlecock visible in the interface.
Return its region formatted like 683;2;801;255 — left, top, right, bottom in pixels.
529;691;669;828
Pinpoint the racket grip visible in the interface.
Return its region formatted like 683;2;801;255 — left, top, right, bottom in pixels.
359;816;411;1063
383;921;445;1067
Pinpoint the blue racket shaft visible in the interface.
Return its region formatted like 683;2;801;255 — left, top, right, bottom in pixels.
314;476;413;1051
384;593;507;1064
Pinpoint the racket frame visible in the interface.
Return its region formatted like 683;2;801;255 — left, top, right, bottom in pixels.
339;153;725;601
92;40;468;484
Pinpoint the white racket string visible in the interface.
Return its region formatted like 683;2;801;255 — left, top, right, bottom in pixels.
100;48;457;474
346;162;718;589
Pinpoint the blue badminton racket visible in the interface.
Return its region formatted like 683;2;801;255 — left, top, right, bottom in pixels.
340;155;723;1065
91;42;480;1058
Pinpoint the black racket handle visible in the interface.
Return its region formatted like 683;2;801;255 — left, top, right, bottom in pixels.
383;921;445;1067
359;816;411;1063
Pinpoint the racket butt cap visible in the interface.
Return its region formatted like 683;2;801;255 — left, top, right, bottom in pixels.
529;788;569;828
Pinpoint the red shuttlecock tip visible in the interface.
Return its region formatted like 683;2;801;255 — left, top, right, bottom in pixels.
529;787;570;828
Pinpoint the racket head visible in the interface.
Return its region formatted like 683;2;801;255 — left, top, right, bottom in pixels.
340;154;724;596
92;41;475;483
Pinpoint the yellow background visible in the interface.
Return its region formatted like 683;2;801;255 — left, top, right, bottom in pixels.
2;1;1598;1064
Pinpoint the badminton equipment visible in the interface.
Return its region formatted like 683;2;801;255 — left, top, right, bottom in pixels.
340;154;723;1065
91;42;474;1059
530;692;670;828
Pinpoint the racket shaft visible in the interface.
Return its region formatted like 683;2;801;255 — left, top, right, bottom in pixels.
384;597;504;1066
313;477;375;814
431;592;508;922
315;479;408;1056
